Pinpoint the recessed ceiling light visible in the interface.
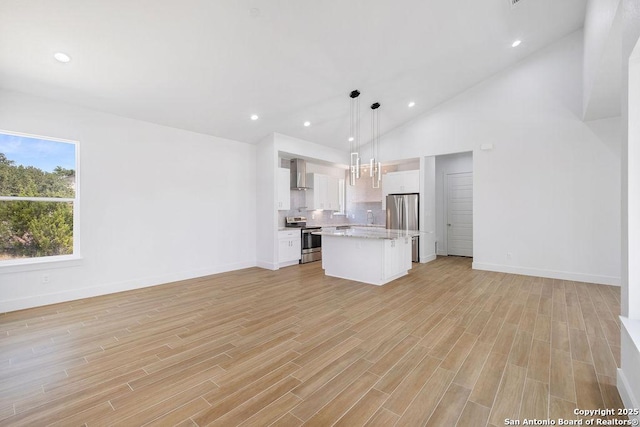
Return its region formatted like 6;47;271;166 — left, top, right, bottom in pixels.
250;114;259;121
303;121;311;127
54;52;71;63
348;136;354;142
511;40;522;48
408;101;416;108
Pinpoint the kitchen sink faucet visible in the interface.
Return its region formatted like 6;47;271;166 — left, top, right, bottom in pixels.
367;210;375;225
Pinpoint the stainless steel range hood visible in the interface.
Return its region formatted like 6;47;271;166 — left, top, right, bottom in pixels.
290;158;310;190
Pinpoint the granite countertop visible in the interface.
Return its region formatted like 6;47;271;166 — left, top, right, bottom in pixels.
317;224;385;229
279;224;385;231
312;227;421;240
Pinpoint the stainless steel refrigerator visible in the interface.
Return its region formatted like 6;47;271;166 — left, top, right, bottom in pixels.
386;194;420;262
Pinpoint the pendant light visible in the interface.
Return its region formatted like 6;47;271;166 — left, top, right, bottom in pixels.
349;90;361;186
370;102;381;188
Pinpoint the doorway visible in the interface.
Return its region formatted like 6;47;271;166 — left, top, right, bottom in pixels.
435;152;473;257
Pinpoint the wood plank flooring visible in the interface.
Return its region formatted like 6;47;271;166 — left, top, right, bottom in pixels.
0;257;626;426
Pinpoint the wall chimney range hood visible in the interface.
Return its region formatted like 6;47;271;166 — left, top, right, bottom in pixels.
290;158;309;190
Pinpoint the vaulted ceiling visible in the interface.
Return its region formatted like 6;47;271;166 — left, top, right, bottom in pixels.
0;0;587;149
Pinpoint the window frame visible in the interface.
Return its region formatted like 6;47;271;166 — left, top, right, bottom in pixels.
0;129;81;270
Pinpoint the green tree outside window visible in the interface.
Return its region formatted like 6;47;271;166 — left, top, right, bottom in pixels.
0;135;77;261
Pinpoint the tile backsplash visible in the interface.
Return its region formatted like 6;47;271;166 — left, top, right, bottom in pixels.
278;176;386;228
347;202;386;226
277;160;413;228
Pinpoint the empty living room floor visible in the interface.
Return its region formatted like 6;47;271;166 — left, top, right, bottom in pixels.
0;257;626;426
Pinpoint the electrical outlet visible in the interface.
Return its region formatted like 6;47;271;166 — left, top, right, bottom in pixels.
506;252;512;259
311;213;315;219
42;274;50;284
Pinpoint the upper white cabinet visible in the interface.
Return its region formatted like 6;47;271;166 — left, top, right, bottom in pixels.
277;168;291;210
309;173;327;210
382;170;419;209
306;173;340;210
327;176;339;211
383;170;419;194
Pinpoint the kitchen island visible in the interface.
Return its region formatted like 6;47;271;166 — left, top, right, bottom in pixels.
312;227;420;285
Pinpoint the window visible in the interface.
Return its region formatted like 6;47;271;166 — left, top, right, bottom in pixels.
0;130;78;264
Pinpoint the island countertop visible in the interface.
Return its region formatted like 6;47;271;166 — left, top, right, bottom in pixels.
312;227;420;240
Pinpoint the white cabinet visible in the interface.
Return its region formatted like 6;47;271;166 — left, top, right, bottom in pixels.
382;170;419;209
383;170;419;194
308;173;327;210
277;168;290;210
327;176;340;210
306;173;340;210
383;237;411;278
278;229;301;267
321;234;413;285
382;173;402;196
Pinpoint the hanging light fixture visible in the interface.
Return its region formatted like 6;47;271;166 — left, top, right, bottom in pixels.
370;102;381;188
349;90;361;186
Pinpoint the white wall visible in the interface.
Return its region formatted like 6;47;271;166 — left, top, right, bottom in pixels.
583;0;623;120
256;133;278;269
255;132;348;269
0;89;257;312
380;31;621;285
421;156;437;262
435;152;473;256
276;133;347;166
306;162;346;179
627;22;640;322
618;29;640;416
617;2;640;410
620;0;640;320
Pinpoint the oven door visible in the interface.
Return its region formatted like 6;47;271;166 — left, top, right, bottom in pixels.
301;230;322;263
302;230;321;250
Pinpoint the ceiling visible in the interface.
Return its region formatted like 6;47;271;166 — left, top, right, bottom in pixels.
0;0;587;150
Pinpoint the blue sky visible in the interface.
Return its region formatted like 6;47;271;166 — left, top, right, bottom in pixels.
0;132;75;172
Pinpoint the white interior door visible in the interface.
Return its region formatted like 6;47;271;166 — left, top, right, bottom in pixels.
446;172;473;257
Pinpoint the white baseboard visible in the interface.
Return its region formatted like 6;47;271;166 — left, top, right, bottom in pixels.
617;369;640;422
420;254;437;263
618;317;640;421
278;260;300;268
471;262;620;286
256;260;278;270
0;260;257;313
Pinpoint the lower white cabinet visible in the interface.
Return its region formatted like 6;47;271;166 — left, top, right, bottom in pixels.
278;229;301;267
383;237;411;279
320;234;413;285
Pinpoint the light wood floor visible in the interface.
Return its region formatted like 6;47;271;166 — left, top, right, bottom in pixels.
0;257;625;426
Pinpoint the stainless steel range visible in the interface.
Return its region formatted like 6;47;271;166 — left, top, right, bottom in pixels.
285;216;322;264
